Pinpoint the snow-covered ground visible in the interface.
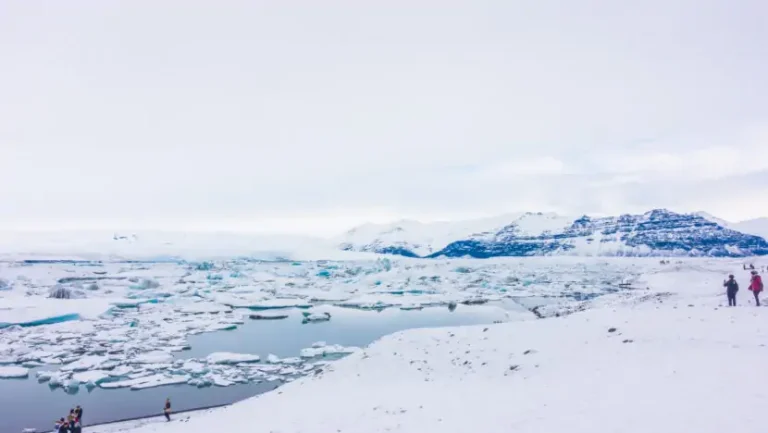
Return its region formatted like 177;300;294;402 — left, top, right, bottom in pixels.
110;258;767;433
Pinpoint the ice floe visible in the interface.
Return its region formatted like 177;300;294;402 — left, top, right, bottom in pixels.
0;365;29;378
302;311;331;323
206;352;261;364
300;344;360;359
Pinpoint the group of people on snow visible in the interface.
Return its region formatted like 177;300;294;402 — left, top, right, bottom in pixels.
724;270;763;307
54;406;83;433
50;399;169;432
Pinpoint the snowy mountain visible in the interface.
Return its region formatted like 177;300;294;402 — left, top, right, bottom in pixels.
339;209;768;258
336;213;530;257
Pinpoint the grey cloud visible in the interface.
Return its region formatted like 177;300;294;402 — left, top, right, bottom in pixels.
1;0;767;232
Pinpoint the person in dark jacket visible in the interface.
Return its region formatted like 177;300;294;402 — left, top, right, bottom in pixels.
57;418;67;433
164;398;172;422
75;406;83;425
724;274;739;306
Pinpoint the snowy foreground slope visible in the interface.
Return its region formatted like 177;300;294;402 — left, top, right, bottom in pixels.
118;259;768;433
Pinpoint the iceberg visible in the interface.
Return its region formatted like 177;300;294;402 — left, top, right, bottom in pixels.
72;370;111;385
180;360;208;375
247;299;311;310
61;355;108;372
36;371;53;382
0;366;29;378
101;373;189;390
249;312;289;320
302;311;331;323
206;352;261;364
176;302;232;314
133;351;174;364
210;293;270;309
300;344;360;359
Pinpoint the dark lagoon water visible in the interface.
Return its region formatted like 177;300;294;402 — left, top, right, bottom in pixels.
1;304;515;433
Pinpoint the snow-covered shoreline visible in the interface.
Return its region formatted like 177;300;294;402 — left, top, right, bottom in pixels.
112;259;767;433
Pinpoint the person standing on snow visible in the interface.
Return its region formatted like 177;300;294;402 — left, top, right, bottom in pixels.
164;398;172;422
57;418;67;433
75;405;82;421
749;271;763;306
724;274;739;306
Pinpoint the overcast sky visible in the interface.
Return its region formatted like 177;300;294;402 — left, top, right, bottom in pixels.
2;0;767;235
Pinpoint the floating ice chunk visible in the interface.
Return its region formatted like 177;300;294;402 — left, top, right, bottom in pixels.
36;371;53;382
108;366;134;377
101;373;189;390
205;323;238;332
266;354;281;364
279;357;302;365
206;352;260;364
181;360;208;375
209;374;234;387
247;299;311;310
137;363;173;371
311;341;326;348
111;298;155;308
72;370;110;385
128;371;153;380
131;374;189;390
47;371;71;387
300;344;360;359
249;312;289;320
211;293;270;309
130;278;160;290
0;356;17;365
296;290;353;302
302;312;331;323
177;303;232;314
133;351;174;364
49;285;74;299
63;378;80;390
250;364;282;373
0;366;29;378
61;355;108;372
279;366;299;375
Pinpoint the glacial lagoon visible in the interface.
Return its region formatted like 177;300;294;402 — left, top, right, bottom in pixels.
1;304;515;433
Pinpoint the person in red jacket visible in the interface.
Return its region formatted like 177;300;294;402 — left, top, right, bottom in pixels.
749;271;763;306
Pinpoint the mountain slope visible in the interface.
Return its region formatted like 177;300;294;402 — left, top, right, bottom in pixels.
337;213;529;257
340;209;768;258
